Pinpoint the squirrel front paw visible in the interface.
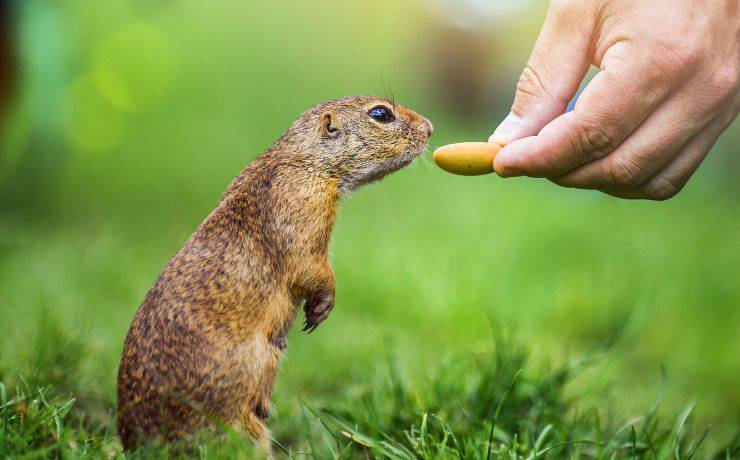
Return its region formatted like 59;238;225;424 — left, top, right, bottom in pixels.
302;290;334;333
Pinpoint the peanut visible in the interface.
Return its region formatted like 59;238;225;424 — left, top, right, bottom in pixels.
432;142;502;176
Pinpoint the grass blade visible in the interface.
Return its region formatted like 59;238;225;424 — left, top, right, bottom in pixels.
535;439;601;456
684;427;710;460
486;369;522;460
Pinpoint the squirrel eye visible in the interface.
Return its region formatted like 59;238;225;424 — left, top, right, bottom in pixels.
368;106;395;123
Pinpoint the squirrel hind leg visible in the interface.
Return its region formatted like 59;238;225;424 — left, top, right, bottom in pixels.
243;412;273;457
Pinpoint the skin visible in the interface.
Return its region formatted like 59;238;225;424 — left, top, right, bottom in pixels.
489;0;740;200
117;96;432;454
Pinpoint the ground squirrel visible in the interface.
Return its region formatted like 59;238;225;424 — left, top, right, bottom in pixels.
117;96;433;453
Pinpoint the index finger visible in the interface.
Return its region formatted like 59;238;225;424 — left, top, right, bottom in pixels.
493;41;684;178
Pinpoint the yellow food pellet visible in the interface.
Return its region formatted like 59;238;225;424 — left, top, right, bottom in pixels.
433;142;502;176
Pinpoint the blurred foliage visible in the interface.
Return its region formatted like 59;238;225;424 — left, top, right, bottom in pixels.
0;0;738;456
2;329;735;458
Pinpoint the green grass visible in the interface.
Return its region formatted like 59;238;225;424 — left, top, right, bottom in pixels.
0;321;735;458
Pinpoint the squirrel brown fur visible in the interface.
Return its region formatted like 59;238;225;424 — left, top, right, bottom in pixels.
117;96;432;453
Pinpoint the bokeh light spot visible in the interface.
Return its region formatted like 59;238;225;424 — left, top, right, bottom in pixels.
93;23;178;112
61;74;126;152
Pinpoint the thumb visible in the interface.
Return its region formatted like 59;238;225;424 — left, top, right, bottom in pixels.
490;1;595;146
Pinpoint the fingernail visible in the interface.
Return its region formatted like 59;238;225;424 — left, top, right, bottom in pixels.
492;145;523;178
495;163;522;178
496;165;522;178
490;113;522;145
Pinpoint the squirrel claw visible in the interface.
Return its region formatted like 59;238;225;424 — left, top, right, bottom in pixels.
301;322;319;333
303;291;334;333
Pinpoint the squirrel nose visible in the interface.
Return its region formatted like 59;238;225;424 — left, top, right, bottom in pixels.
422;117;433;138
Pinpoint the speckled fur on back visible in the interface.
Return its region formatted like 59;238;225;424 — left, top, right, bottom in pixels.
117;96;432;454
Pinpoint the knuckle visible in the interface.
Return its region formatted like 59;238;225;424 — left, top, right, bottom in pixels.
608;156;648;189
513;60;570;115
515;64;548;103
643;177;683;201
548;0;580;23
549;0;575;10
710;67;739;101
572;122;620;160
653;36;702;75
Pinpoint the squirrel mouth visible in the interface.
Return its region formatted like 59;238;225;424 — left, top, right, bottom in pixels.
386;146;425;172
375;145;427;178
339;144;428;194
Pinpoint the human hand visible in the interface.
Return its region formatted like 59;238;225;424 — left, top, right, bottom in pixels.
490;0;739;200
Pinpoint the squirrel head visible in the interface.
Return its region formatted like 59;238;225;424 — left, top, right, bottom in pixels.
280;96;433;194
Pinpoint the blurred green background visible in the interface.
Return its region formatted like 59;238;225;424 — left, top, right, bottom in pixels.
0;0;738;454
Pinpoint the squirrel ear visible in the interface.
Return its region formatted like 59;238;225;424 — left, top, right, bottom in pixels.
319;111;339;138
